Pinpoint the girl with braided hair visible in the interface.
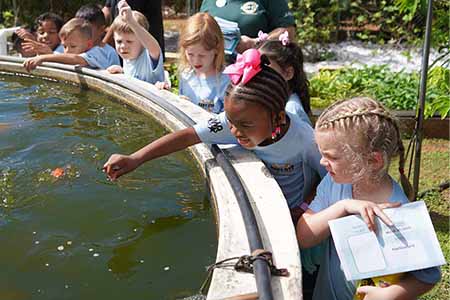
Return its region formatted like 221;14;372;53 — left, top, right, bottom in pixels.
104;48;325;221
297;97;441;300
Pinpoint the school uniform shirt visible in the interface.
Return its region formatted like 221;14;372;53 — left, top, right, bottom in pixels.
200;0;295;38
308;174;442;300
285;93;311;126
179;71;230;114
53;44;64;54
123;48;164;84
194;110;326;208
79;44;120;69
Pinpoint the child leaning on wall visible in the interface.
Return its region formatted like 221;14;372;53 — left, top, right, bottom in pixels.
15;12;64;56
156;12;229;114
297;97;441;300
106;0;164;84
23;18;110;71
75;4;120;69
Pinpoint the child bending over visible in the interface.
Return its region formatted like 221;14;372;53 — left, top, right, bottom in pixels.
107;0;164;84
23;18;117;71
297;97;441;300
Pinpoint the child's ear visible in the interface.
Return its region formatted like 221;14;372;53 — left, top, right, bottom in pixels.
285;66;294;81
87;39;94;49
370;151;385;171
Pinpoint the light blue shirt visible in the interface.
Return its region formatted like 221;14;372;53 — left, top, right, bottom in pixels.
179;71;230;114
285;93;311;125
309;174;442;300
53;44;64;54
123;48;164;84
194;111;326;208
79;44;120;69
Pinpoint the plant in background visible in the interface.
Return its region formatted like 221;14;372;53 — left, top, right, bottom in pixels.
309;65;449;119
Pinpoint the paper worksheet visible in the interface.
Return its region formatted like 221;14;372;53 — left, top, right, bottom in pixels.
329;201;445;280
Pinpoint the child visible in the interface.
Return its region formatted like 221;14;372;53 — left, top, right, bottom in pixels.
258;31;311;125
104;48;325;219
107;0;164;84
23;18;106;71
297;97;441;300
158;12;229;114
15;12;64;55
75;4;120;68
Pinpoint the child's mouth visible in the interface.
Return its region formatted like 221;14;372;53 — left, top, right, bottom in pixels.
194;65;202;69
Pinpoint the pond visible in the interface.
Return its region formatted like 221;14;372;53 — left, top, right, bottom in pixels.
0;74;216;300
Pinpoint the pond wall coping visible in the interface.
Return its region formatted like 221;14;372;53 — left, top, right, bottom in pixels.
0;56;303;300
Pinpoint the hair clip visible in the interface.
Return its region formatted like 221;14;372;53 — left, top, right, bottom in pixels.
257;30;268;43
279;31;290;46
223;48;262;85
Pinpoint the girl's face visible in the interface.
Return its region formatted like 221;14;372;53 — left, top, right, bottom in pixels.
114;32;143;60
185;43;216;76
315;130;354;183
224;97;274;149
36;20;61;50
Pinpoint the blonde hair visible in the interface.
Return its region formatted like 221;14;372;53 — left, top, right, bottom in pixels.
315;97;413;200
59;18;92;40
110;11;149;33
178;12;225;73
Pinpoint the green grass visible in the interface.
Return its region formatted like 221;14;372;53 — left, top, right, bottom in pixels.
390;139;449;299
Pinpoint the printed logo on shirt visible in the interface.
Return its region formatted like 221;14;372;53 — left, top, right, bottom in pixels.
207;118;223;133
268;163;295;175
241;1;259;15
199;99;215;112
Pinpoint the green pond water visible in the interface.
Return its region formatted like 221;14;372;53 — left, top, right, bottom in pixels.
0;74;216;300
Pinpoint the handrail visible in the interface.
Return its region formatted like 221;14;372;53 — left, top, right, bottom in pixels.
0;55;275;300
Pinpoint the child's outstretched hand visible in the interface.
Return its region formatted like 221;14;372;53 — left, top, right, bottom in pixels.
103;154;140;181
107;65;123;74
15;28;35;41
356;285;395;300
342;199;401;232
22;39;53;55
155;81;170;90
118;0;134;24
23;56;43;72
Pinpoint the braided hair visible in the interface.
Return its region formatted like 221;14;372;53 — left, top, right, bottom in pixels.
258;39;310;115
225;55;289;116
316;97;413;200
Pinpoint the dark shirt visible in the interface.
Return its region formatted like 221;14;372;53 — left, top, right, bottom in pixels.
105;0;164;56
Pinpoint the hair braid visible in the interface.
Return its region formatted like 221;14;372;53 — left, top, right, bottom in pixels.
316;97;413;199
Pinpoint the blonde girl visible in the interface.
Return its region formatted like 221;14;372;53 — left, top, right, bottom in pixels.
297;97;441;300
160;12;229;114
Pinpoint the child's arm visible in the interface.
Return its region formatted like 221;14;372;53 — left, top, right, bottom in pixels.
103;127;201;180
118;0;161;60
23;54;88;71
356;273;436;300
297;199;401;248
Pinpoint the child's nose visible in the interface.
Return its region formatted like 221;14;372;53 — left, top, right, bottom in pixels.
319;157;328;167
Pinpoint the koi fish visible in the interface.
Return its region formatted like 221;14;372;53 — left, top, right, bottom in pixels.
51;167;65;178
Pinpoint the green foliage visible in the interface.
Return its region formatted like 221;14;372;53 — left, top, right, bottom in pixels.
309;65;450;118
1;10;14;28
289;0;449;50
166;63;179;94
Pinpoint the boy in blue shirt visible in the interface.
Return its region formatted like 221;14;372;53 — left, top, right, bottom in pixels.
75;4;120;68
23;18;118;71
106;0;164;84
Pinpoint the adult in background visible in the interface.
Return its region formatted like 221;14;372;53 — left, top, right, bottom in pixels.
102;0;165;59
200;0;296;53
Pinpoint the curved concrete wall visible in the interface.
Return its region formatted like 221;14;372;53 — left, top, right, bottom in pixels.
0;56;303;300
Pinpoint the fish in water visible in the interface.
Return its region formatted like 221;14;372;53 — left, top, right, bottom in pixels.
51;167;65;178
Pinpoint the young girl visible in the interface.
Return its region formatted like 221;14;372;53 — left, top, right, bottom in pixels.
258;31;311;125
297;97;441;300
104;48;325;222
158;12;229;114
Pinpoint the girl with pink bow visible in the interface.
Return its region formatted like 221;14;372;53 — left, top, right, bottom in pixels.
104;48;325;227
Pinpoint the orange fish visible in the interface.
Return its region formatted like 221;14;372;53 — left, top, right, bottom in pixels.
51;167;65;178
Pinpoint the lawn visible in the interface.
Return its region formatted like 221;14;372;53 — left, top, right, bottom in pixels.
390;138;449;299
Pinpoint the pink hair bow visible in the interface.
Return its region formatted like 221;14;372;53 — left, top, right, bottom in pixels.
279;31;290;46
223;48;262;85
257;30;268;43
